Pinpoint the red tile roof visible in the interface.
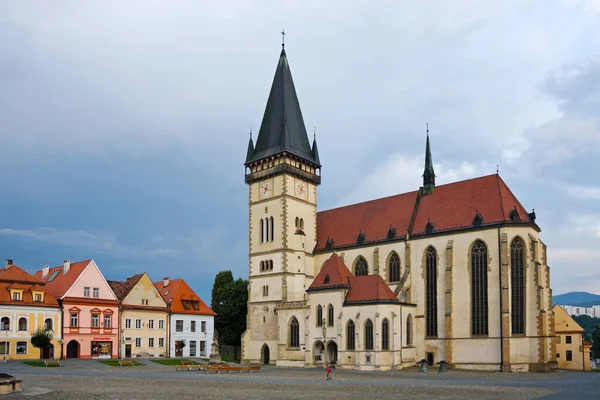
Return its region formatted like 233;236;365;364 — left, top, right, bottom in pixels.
308;254;399;304
0;265;59;307
308;253;352;291
33;260;91;299
316;191;418;250
316;174;534;250
154;278;216;316
345;275;399;304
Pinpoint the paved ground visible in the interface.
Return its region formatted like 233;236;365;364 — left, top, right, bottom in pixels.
0;360;596;399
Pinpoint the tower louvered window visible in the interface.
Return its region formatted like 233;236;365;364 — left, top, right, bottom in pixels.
355;256;368;276
426;246;438;337
389;252;400;282
511;237;525;334
289;317;299;348
471;240;489;336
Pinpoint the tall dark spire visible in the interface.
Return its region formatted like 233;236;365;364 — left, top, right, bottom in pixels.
245;44;319;166
422;124;436;191
245;129;255;164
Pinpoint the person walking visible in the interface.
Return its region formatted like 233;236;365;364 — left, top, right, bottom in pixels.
326;365;332;380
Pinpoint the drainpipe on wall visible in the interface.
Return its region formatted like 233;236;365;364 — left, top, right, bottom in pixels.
59;298;65;359
498;227;504;372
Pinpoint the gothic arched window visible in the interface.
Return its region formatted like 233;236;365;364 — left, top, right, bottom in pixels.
316;305;323;327
289;317;300;348
354;256;368;276
406;314;413;345
471;240;489;336
327;304;334;327
426;246;438;337
260;219;265;243
388;252;400;282
365;319;374;350
346;320;355;350
270;216;274;242
381;318;390;350
511;237;525;334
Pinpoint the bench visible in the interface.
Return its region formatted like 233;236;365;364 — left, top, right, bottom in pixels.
238;365;261;373
44;360;62;367
180;360;193;365
118;360;134;366
176;365;190;371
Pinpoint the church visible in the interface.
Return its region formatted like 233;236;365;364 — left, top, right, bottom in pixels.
240;42;557;372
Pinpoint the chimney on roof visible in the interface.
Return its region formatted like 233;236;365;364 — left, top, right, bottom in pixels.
42;265;50;278
4;259;13;270
163;277;169;287
63;259;71;274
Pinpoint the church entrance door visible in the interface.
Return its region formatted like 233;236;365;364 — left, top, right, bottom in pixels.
326;341;338;365
262;344;270;365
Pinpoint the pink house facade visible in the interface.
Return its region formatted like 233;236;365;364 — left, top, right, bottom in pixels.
35;260;119;359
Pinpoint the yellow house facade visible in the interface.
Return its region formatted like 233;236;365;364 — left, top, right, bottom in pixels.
109;273;168;358
553;304;590;371
0;260;62;360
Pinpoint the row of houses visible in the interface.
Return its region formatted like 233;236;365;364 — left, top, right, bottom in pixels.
0;258;215;360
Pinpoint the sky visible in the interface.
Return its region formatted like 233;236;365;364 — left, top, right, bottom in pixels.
0;0;599;302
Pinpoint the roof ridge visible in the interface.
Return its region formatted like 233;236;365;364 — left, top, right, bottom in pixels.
495;174;507;221
496;174;531;220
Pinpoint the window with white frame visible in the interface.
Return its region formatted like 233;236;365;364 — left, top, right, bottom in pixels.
16;341;27;355
125;319;132;329
149;338;154;347
158;320;164;329
148;320;154;329
135;338;141;348
159;338;164;347
175;320;183;332
70;313;78;327
93;288;99;298
191;321;196;332
201;321;206;333
91;314;99;328
104;314;111;328
84;287;90;297
135;319;142;329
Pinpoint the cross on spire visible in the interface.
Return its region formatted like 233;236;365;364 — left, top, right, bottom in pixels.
281;30;286;47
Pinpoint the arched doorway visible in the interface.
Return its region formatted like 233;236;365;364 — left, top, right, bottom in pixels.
326;341;338;365
313;341;325;365
66;340;79;359
261;344;270;365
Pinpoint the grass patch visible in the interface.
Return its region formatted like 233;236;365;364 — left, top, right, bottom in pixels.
98;360;144;366
23;361;60;367
150;359;201;366
221;355;237;362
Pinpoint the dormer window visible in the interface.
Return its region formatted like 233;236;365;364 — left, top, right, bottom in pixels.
34;293;42;302
509;208;521;222
11;291;21;301
473;212;483;227
324;274;330;284
387;226;396;240
182;301;190;310
325;237;335;249
425;219;434;234
357;231;366;244
192;301;199;311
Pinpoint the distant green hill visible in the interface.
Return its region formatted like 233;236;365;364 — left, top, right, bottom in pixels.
553;292;600;306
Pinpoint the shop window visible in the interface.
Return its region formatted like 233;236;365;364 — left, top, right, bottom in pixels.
0;341;9;355
16;341;27;355
91;341;112;358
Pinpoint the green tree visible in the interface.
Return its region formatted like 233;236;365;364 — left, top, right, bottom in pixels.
211;270;248;346
592;326;600;359
30;327;53;360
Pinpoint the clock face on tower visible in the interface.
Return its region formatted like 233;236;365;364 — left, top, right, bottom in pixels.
259;180;273;199
295;181;307;200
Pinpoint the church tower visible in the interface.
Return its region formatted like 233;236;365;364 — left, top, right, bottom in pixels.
241;41;321;365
